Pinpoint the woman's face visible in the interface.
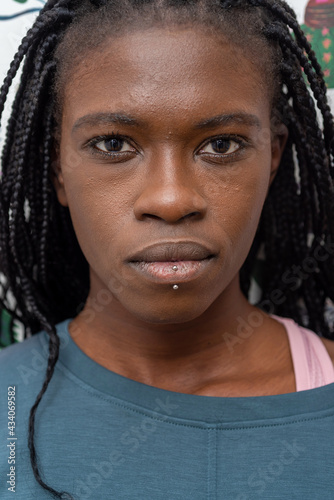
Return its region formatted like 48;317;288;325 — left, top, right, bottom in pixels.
55;27;287;324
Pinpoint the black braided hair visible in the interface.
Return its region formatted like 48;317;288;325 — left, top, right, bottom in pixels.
1;0;334;497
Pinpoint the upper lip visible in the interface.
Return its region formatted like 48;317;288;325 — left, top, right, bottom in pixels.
127;241;216;263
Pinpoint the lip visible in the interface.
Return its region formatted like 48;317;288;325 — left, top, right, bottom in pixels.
126;241;216;263
126;241;217;284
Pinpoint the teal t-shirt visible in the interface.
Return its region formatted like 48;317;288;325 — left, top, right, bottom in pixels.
1;319;334;499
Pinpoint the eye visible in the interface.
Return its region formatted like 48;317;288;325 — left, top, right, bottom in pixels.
93;136;134;153
200;138;241;156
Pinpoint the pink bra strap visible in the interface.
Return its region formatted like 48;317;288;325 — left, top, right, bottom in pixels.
273;316;334;391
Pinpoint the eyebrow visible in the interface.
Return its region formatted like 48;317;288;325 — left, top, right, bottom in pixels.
194;113;262;130
72;111;262;134
72;113;142;133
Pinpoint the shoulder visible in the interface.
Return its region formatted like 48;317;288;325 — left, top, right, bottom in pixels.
273;314;334;365
299;323;334;365
0;331;47;362
0;332;49;387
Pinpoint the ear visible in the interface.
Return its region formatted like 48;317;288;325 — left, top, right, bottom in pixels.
269;122;289;186
50;143;69;207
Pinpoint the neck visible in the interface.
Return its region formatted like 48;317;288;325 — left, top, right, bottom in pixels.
68;276;281;394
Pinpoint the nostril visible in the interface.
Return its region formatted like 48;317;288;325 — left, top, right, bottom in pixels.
182;211;201;220
142;214;161;220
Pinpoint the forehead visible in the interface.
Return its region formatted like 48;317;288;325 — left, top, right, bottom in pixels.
62;27;271;129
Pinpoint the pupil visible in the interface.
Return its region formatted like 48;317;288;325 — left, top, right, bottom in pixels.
105;138;123;152
212;139;230;153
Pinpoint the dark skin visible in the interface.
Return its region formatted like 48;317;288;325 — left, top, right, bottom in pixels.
54;26;334;397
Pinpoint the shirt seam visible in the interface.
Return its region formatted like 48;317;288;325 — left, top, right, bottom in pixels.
207;428;217;500
54;360;334;430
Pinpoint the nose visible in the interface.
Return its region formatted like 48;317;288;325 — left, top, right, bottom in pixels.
133;153;207;223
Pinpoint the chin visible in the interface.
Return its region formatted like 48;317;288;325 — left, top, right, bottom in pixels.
124;296;212;325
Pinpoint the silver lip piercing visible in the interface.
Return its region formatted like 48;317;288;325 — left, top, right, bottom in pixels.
173;285;179;290
172;265;178;271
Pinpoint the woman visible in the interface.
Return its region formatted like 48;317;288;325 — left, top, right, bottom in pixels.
1;0;334;498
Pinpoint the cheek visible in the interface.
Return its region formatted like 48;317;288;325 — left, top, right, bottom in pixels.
220;187;265;266
60;168;130;262
202;154;271;235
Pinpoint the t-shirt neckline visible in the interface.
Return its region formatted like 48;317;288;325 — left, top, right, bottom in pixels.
43;318;334;425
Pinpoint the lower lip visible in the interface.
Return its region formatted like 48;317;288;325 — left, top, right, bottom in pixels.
129;259;213;283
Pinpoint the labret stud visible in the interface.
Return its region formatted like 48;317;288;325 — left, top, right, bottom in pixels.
172;265;178;289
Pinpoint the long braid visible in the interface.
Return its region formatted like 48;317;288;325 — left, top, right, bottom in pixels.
264;21;334;160
39;113;55;286
0;9;72;122
27;319;70;499
238;0;334;335
0;3;77;497
251;0;334;156
250;0;326;89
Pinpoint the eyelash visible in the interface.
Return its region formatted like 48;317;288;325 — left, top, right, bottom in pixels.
197;135;246;161
85;133;247;161
85;133;136;158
